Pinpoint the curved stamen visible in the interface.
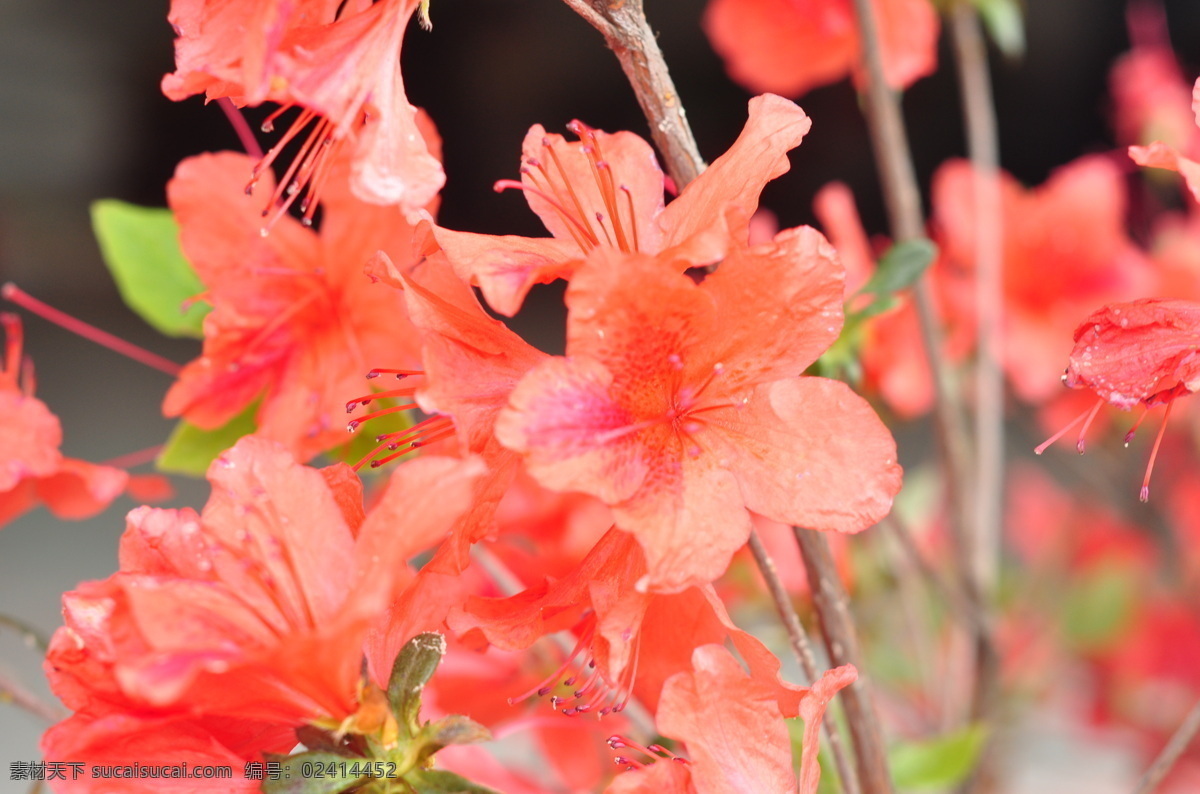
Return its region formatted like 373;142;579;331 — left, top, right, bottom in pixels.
507;617;597;705
494;179;597;244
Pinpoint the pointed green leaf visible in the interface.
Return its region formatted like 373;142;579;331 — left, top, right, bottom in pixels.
889;725;987;791
388;632;446;736
91;200;209;338
854;238;937;319
973;0;1025;60
405;769;501;794
156;402;259;476
261;752;368;794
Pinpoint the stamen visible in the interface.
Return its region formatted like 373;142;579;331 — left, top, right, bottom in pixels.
366;419;456;468
606;734;688;768
1124;408;1150;447
507;618;597;704
2;284;183;377
620;186;639;251
259;103;295;135
495;179;597;244
1140;399;1175;502
523;165;594;253
367;368;422;379
345;403;417;432
542;141;602;246
345;387;417;413
1034;398;1104;456
260;117;335;234
1075;397;1106;454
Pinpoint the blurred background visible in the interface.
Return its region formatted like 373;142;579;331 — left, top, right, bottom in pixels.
3;0;1200;790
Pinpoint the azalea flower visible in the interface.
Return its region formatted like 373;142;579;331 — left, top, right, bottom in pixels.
495;234;902;592
606;646;852;794
44;436;481;731
934;155;1155;403
1036;298;1200;501
702;0;939;98
163;0;442;218
42;711;280;793
430;94;813;316
0;313;129;528
162;150;428;460
453;528;822;720
344;252;551;574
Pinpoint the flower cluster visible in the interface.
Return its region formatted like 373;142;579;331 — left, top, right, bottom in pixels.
10;1;1200;792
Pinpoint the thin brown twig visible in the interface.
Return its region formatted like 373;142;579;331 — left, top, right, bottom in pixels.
846;0;973;578
948;4;1005;789
1132;696;1200;794
557;0;704;187
748;531;861;794
0;669;65;724
951;0;1004;615
795;528;894;794
0;614;50;655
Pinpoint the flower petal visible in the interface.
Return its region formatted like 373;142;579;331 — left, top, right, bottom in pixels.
725;378;902;533
659;94;812;260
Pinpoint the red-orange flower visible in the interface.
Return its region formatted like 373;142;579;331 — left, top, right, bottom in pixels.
162;150;428;460
430;94;813;315
455;527;818;722
45;436;480;725
702;0;939;98
603;650;855;794
934;155;1155;403
0;314;128;528
1037;298;1200;500
163;0;442;217
495;234;901;592
384;254;552;570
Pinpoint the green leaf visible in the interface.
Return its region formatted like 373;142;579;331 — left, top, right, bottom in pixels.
405;769;500;794
973;0;1025;59
156;402;259;476
90;200;209;338
261;752;368;794
889;725;987;791
1061;564;1137;651
388;632;446;736
854;238;937;320
327;396;415;469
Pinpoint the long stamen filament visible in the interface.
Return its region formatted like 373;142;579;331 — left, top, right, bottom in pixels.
1141;399;1175;502
1075;397;1106;453
1035;400;1102;455
1;284;183;377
